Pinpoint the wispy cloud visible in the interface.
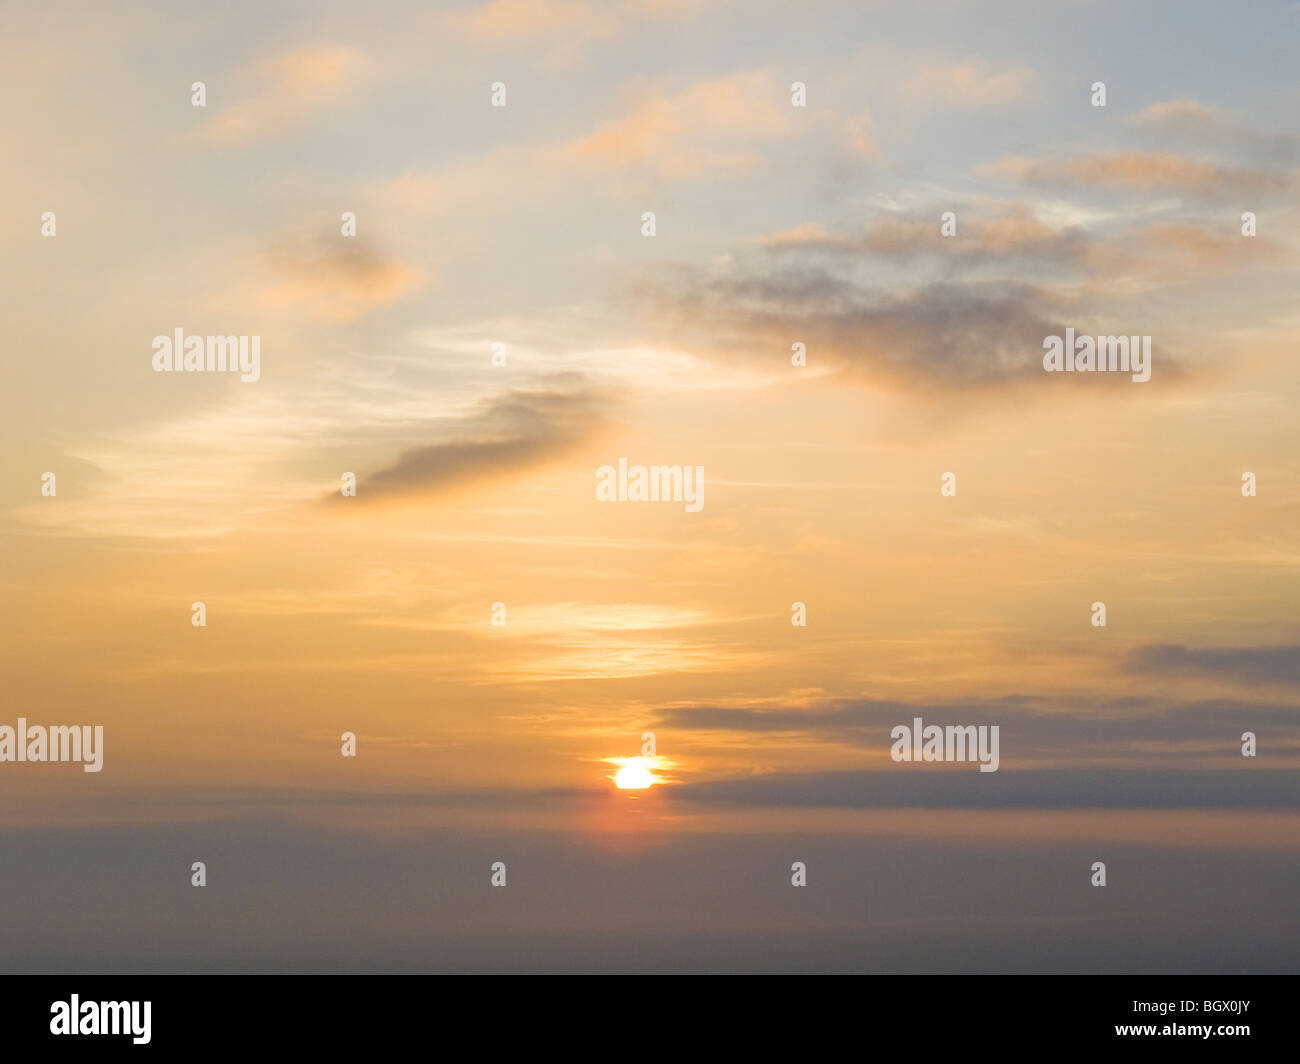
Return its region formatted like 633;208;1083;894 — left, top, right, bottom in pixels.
202;45;369;144
566;71;792;179
668;766;1299;810
1128;644;1300;687
657;693;1300;767
349;384;610;504
450;0;707;44
1129;99;1300;162
256;234;424;322
906;59;1037;108
976;151;1287;198
653;264;1078;392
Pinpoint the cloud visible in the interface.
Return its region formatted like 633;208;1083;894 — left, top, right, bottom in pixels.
755;208;1090;263
667;767;1299;809
256;235;424;323
1129;99;1299;162
452;0;603;37
372;70;806;212
975;151;1286;198
443;0;710;67
906;60;1037;108
1130;98;1226;132
16;354;593;539
649;192;1253;392
352;383;609;503
16;394;343;539
751;222;858;250
794;282;1063;388
1128;644;1300;686
373;172;449;215
566;71;792;179
204;46;368;144
366;146;551;221
656;694;1300;759
749;209;1283;295
1080;221;1286;284
1126;222;1264;263
656;265;1073;391
841;110;877;156
450;0;704;41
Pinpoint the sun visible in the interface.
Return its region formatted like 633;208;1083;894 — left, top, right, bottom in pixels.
603;753;675;792
613;757;659;790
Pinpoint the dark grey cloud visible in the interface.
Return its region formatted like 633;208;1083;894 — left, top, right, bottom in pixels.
655;695;1300;760
1128;644;1300;686
666;767;1299;810
800;282;1063;387
343;381;608;503
660;271;1071;390
652;260;1194;393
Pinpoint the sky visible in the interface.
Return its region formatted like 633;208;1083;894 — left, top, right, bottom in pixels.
1;0;1298;972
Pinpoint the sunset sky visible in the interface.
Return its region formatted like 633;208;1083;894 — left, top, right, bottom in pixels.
2;0;1298;972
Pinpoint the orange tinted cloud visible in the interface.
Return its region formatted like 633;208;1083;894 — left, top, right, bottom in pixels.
752;223;856;249
205;45;368;143
452;0;704;39
1129;98;1224;129
257;236;423;322
453;0;604;36
907;60;1037;107
567;72;791;178
976;151;1285;196
753;208;1079;259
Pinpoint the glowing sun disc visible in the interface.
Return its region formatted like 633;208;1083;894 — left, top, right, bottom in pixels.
614;758;657;790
